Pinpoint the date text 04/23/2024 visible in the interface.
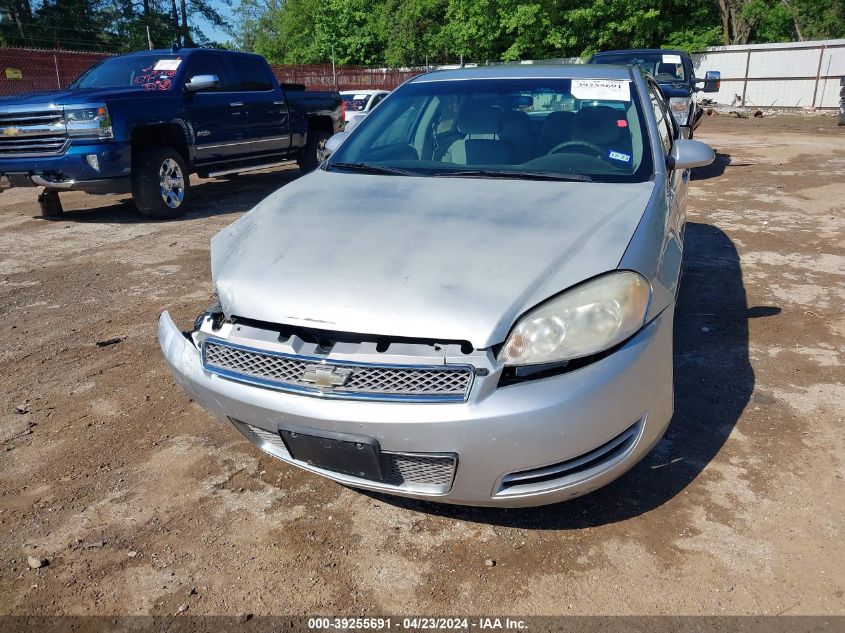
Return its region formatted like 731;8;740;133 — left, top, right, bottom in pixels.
307;617;529;630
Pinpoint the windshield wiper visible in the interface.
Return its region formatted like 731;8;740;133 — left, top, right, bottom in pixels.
432;170;591;182
329;162;418;176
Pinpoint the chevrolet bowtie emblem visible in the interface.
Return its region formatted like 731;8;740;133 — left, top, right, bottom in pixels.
302;364;353;388
3;127;20;137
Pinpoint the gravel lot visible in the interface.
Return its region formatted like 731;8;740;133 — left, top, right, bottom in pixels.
1;115;843;617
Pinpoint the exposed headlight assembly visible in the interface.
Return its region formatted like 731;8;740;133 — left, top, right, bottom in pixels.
499;271;651;367
64;103;113;139
669;97;691;127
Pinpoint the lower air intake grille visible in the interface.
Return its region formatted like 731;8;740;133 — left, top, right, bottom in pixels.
203;339;473;402
231;420;456;494
497;421;642;495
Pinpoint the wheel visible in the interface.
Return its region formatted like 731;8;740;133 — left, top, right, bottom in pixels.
38;189;63;218
132;147;190;219
297;128;331;174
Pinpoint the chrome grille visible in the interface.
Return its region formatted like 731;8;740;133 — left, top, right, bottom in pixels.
0;109;68;158
231;420;456;494
203;339;473;402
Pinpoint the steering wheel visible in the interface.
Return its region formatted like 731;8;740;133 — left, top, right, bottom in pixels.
546;140;606;159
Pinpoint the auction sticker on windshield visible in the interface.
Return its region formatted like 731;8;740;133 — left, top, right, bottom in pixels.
571;79;630;101
154;59;182;71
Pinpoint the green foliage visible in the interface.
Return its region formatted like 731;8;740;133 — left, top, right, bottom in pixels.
0;0;229;51
231;0;752;64
3;0;842;59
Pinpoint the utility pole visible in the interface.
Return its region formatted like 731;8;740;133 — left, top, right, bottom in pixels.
146;26;153;50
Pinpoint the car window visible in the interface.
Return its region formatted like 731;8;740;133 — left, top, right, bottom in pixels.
183;53;230;91
331;77;654;183
370;93;386;108
371;98;425;148
592;53;687;83
342;94;369;112
229;55;274;91
648;83;673;154
70;54;182;90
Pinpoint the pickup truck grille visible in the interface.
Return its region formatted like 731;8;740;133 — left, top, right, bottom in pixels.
0;109;68;158
202;339;474;402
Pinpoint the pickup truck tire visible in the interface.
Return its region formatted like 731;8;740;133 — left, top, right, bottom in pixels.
298;129;331;174
132;147;191;219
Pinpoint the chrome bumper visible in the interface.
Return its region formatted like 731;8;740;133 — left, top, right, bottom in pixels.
158;308;675;507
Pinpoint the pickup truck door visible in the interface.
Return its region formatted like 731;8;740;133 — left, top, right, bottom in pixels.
225;54;291;156
181;52;248;164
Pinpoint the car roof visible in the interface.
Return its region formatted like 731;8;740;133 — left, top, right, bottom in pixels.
114;47;257;59
410;64;632;83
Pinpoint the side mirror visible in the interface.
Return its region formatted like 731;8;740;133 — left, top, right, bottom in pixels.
185;74;220;92
700;70;721;93
319;131;349;162
668;139;715;170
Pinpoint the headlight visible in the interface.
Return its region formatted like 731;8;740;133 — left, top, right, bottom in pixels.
669;97;691;127
64;103;113;139
499;271;651;366
194;285;224;331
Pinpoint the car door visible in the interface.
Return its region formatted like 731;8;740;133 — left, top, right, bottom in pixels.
367;91;387;112
647;80;687;242
225;54;291;157
182;52;246;165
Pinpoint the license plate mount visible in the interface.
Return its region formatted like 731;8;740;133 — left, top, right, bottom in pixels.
278;424;384;481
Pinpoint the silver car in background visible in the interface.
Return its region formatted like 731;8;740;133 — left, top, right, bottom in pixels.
159;65;714;507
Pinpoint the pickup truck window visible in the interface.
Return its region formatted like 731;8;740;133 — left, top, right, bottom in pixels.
593;53;687;84
71;55;182;90
229;56;274;91
330;77;654;183
183;53;231;91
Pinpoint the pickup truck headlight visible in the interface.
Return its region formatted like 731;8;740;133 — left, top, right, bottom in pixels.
669;97;691;127
64;103;113;139
499;271;651;366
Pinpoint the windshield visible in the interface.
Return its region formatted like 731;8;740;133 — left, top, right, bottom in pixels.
593;53;687;84
342;94;369;112
70;55;183;90
329;77;653;183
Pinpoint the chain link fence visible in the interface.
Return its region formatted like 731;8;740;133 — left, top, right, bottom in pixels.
0;47;110;96
0;47;427;96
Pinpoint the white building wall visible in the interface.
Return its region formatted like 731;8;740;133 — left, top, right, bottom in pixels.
692;40;845;109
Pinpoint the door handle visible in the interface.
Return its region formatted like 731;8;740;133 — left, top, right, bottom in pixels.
230;102;244;107
273;100;285;105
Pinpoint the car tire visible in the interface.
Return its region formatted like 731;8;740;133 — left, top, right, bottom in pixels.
297;128;331;174
132;147;191;219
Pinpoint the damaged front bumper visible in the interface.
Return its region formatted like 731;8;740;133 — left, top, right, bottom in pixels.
158;308;675;508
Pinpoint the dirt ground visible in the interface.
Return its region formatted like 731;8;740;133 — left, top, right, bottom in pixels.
0;114;843;618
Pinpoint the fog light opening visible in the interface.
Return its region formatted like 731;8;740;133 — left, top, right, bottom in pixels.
86;154;100;171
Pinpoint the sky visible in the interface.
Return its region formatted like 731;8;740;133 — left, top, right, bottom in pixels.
197;0;236;45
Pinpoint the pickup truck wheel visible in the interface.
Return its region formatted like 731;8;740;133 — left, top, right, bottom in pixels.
298;129;331;174
132;147;191;219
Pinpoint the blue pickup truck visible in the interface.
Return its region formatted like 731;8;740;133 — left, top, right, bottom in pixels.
0;46;343;218
588;49;720;138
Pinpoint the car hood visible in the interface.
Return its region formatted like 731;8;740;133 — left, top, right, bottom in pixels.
211;171;655;348
0;87;167;107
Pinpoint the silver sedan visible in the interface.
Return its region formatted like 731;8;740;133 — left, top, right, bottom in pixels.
159;64;714;507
